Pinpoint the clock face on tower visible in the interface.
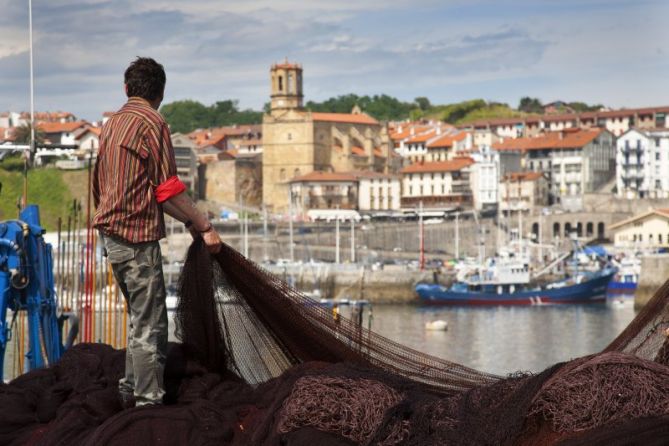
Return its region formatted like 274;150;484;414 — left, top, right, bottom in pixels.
278;99;285;106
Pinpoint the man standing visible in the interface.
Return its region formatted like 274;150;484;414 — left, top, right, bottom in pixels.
93;57;222;407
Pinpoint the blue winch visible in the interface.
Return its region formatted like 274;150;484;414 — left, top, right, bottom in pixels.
0;205;77;380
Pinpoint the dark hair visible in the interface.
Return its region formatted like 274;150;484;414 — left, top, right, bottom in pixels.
124;57;166;101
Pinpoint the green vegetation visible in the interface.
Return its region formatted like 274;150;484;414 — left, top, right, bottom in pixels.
159;95;606;132
12;123;45;145
518;96;603;114
0;155;88;232
160;100;263;134
305;94;416;122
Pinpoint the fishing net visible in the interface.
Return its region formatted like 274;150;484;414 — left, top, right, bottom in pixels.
2;238;669;445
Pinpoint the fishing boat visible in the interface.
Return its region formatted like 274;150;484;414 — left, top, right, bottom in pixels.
606;256;640;299
417;254;617;305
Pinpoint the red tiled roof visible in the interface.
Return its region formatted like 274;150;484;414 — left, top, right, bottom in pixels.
311;112;378;125
426;131;467;149
74;126;101;139
390;124;431;140
22;111;75;121
405;129;437;144
351;146;366;156
291;171;358;182
38;121;88;133
492;129;603;152
401;157;474;174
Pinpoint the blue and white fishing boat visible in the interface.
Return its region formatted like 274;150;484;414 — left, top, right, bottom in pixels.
606;256;640;299
417;254;617;306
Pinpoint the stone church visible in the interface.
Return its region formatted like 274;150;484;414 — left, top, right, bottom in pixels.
262;62;392;211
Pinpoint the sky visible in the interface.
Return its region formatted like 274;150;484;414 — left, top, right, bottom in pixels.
0;0;667;121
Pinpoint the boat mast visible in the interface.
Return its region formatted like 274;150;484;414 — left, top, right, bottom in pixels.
288;189;294;262
244;202;249;258
419;200;424;270
455;211;459;259
25;0;36;207
262;205;268;261
350;218;355;263
335;205;340;264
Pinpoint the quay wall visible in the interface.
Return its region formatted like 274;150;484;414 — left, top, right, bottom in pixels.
637;254;669;308
266;266;450;304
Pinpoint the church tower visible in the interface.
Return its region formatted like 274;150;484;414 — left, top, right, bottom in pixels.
270;61;303;115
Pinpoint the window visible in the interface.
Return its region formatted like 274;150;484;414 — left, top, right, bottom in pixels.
287;133;292;141
280;168;286;181
278;76;283;91
657;152;661;161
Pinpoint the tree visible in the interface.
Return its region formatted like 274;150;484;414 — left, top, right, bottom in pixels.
518;97;543;114
160;100;212;133
567;101;604;113
12;123;44;145
160;99;263;133
414;96;431;111
306;94;415;121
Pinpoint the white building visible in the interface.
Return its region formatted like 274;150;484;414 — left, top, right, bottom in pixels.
494;128;615;210
357;172;401;213
74;127;101;151
39;121;89;146
461;106;669;139
609;208;669;249
0;112;21;128
468;146;499;212
390;122;454;162
400;157;474;210
616;128;669;199
425;131;471;162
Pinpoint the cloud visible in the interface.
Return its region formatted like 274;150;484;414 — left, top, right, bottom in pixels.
0;0;667;120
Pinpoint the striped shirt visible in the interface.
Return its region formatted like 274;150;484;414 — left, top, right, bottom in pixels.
93;97;177;243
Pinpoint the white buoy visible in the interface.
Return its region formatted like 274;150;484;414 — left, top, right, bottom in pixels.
425;320;448;331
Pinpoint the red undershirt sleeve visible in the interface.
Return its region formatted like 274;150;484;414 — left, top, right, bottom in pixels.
155;175;187;203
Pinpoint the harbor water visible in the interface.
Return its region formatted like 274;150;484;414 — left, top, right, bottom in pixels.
370;301;636;375
4;299;636;380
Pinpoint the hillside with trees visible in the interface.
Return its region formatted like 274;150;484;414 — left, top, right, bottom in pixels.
160;100;263;134
160;95;605;132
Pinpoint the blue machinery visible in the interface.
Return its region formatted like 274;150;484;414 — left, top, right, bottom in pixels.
0;205;76;380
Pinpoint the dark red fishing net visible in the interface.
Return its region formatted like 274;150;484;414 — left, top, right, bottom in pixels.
2;239;669;445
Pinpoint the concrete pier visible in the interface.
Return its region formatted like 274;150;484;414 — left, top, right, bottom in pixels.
636;254;669;308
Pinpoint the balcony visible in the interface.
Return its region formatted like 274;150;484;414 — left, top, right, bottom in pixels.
401;194;471;208
621;168;643;179
621;159;643;167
